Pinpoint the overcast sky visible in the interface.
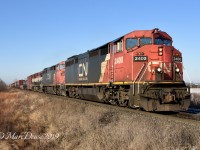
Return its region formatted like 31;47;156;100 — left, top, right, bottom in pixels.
0;0;200;84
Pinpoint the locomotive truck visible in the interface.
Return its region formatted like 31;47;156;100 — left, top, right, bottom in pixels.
23;28;191;111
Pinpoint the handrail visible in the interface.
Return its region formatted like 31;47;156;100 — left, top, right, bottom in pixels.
138;63;149;94
132;63;146;95
183;65;192;87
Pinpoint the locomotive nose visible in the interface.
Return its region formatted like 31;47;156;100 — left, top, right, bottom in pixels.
149;45;174;81
162;46;173;61
162;46;173;80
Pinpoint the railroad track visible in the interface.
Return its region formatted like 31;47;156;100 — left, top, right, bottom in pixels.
187;107;200;114
23;89;200;122
175;112;200;121
174;107;200;121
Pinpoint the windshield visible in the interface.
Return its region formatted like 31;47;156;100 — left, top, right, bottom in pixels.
154;38;172;46
140;38;152;46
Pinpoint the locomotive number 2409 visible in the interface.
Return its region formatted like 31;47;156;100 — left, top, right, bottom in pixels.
134;56;148;62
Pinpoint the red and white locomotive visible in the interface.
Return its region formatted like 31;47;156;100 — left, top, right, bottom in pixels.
25;28;190;111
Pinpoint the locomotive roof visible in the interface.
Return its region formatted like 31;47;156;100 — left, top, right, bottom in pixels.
93;36;123;50
124;28;172;40
67;55;78;59
65;28;172;61
89;28;172;53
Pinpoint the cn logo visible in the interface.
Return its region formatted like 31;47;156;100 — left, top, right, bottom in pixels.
78;62;88;77
47;74;51;80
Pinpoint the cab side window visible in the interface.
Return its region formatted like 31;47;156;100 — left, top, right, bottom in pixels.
116;41;123;52
60;64;65;70
56;65;60;70
126;38;138;50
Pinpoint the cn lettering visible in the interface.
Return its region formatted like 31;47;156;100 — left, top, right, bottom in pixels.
79;62;88;77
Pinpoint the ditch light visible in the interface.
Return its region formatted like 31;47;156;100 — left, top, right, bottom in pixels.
158;47;163;56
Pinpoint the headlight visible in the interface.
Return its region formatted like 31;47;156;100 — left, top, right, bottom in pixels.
157;67;162;72
175;68;180;72
158;47;163;52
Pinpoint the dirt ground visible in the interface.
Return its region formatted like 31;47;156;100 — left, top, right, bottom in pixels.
0;89;200;150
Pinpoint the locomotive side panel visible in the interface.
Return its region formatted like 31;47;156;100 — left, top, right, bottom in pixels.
31;72;42;91
88;50;101;83
32;72;42;85
73;47;111;101
99;47;110;83
42;66;56;85
77;53;89;83
27;75;32;90
65;59;73;83
54;61;65;85
88;48;110;83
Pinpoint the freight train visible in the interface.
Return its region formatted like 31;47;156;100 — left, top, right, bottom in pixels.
11;28;191;111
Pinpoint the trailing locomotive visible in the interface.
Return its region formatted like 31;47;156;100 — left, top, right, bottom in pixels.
24;28;190;111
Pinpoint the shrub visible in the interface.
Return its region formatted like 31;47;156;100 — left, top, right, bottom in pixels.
190;93;200;108
0;79;7;91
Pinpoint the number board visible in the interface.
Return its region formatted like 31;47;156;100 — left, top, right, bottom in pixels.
134;56;148;62
173;56;182;62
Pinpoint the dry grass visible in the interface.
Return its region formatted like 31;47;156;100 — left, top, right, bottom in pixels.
0;89;200;150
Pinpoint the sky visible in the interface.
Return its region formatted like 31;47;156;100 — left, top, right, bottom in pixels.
0;0;200;84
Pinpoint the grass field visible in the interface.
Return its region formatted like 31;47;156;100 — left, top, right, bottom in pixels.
0;89;200;150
